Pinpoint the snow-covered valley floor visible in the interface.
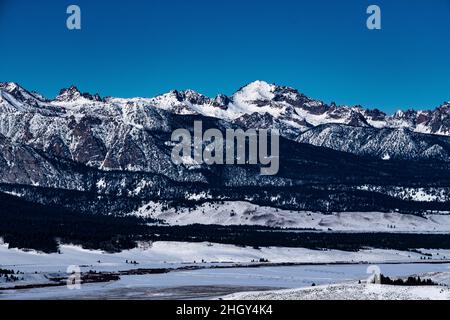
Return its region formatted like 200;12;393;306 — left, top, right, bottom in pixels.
2;241;450;300
2;241;450;274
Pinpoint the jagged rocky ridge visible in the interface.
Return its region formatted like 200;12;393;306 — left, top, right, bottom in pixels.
1;81;450;217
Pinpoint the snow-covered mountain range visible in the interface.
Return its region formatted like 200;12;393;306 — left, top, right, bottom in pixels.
1;80;450;219
2;80;450;136
2;80;450;162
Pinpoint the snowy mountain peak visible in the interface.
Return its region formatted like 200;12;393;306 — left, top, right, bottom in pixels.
178;89;209;105
438;102;450;111
0;82;46;109
56;86;103;103
234;80;276;103
56;86;82;102
394;110;405;118
0;82;21;92
0;82;35;98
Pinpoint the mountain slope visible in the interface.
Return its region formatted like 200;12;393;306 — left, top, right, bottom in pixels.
297;124;450;161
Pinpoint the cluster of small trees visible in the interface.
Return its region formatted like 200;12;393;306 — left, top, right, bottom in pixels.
0;269;22;282
0;268;15;275
380;274;437;286
2;274;21;282
250;258;269;263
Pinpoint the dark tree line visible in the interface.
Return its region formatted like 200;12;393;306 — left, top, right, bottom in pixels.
0;192;147;253
380;274;437;286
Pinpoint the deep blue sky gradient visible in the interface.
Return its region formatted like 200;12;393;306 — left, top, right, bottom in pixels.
0;0;449;113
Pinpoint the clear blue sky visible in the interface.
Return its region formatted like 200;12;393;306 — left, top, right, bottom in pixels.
0;0;449;113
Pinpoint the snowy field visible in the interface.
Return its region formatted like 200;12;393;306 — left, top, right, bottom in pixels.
222;282;450;300
2;241;450;299
134;201;450;233
2;241;450;274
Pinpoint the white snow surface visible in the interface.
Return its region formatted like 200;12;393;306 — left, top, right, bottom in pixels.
2;242;450;276
133;201;450;233
222;283;450;300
